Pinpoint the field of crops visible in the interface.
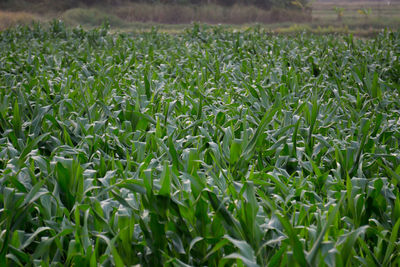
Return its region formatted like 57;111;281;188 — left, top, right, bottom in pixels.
0;22;400;266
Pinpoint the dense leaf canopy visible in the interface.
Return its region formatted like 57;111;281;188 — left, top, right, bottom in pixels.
0;22;400;266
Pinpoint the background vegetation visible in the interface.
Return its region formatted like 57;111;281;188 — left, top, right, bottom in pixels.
0;0;399;34
0;0;310;10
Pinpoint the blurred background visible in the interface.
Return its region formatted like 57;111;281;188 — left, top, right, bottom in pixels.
0;0;399;33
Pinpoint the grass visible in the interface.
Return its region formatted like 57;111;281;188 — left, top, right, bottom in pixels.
0;10;40;30
0;21;400;266
111;3;311;24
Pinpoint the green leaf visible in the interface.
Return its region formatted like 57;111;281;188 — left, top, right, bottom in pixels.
230;139;242;165
383;217;400;266
159;162;171;196
276;212;308;267
307;194;344;265
242;107;277;160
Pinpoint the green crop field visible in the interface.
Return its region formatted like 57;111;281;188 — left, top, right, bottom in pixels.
0;22;400;266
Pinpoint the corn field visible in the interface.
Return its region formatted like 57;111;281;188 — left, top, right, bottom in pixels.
0;22;400;266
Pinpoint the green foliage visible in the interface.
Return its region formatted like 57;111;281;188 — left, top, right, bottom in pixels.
358;7;372;18
333;6;345;22
0;22;400;266
62;8;126;27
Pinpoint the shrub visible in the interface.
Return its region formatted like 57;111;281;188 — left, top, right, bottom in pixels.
62;8;126;27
